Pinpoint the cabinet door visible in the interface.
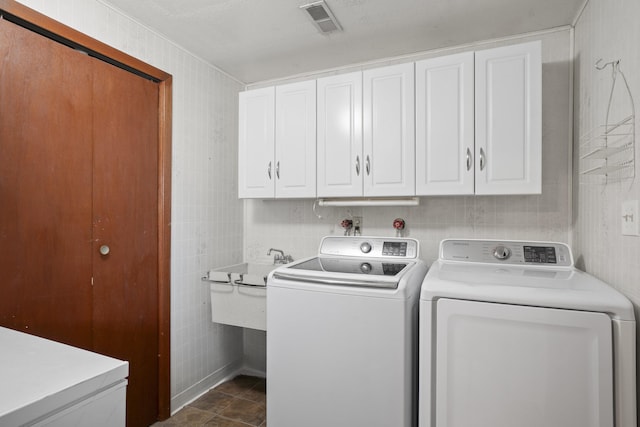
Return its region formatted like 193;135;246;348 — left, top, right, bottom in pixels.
238;87;275;198
475;41;541;195
363;63;415;197
416;52;474;195
317;72;363;197
275;80;317;198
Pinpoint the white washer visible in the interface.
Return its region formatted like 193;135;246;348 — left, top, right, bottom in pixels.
267;236;428;427
419;239;636;427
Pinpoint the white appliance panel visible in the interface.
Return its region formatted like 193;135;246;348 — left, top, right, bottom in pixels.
434;298;613;427
0;327;128;426
267;285;415;427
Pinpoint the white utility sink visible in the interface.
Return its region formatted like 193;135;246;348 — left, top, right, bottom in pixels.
228;262;279;286
207;262;284;331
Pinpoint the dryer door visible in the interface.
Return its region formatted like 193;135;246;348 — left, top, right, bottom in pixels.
433;298;613;427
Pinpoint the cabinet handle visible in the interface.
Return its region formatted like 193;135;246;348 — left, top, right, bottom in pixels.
466;148;472;171
355;156;360;176
267;161;272;179
365;155;371;176
479;148;486;171
276;161;280;179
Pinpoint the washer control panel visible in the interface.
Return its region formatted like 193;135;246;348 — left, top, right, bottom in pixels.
440;239;573;267
320;236;419;259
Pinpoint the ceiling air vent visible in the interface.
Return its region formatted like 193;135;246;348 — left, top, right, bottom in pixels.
300;1;342;34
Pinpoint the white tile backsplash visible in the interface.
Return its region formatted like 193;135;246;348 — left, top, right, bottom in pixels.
14;0;245;411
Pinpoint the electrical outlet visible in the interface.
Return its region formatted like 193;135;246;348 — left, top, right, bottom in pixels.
621;200;639;236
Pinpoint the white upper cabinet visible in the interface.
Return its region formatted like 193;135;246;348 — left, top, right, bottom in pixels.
416;52;475;195
475;41;542;195
275;80;317;198
238;86;275;199
317;72;363;198
239;81;316;199
239;40;541;200
363;63;415;197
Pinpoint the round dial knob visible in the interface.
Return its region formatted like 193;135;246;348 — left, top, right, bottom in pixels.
360;262;372;274
360;242;372;253
493;246;511;260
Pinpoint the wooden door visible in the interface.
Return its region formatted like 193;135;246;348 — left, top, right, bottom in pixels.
92;57;160;427
363;63;415;197
0;17;94;349
416;52;475;195
0;16;162;427
317;71;363;198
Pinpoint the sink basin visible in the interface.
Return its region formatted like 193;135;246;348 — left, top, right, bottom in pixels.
208;262;280;331
213;263;279;286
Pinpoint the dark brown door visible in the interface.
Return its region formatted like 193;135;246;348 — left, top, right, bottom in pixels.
0;16;94;349
92;57;160;426
0;18;161;427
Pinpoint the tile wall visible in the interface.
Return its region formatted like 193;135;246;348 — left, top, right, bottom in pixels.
573;0;640;376
14;0;246;411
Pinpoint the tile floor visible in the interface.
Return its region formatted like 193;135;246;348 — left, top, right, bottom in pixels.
153;375;266;427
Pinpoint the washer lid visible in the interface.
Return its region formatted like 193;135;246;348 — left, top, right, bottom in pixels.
421;260;635;321
271;256;415;289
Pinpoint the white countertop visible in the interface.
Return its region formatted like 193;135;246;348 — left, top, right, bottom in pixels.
0;327;128;426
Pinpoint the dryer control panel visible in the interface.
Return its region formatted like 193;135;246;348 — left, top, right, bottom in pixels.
440;239;573;267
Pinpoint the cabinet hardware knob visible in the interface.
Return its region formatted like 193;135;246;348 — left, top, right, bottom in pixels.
267;161;272;179
479;148;486;171
365;155;371;175
355;156;360;176
276;161;280;179
99;245;110;256
466;148;472;171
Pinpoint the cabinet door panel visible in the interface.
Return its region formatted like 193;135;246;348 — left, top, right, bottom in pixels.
275;81;316;198
475;41;541;195
363;63;415;197
238;87;275;198
416;52;474;195
317;72;363;197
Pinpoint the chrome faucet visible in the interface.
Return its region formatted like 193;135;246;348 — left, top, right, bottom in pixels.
268;248;293;264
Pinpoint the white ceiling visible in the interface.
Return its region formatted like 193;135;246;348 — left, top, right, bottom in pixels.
102;0;585;84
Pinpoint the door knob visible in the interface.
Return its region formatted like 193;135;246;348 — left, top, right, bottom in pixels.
99;245;110;256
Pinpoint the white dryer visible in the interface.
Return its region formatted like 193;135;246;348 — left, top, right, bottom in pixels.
267;236;428;427
419;239;636;427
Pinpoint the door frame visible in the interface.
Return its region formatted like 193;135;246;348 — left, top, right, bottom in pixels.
0;0;173;419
